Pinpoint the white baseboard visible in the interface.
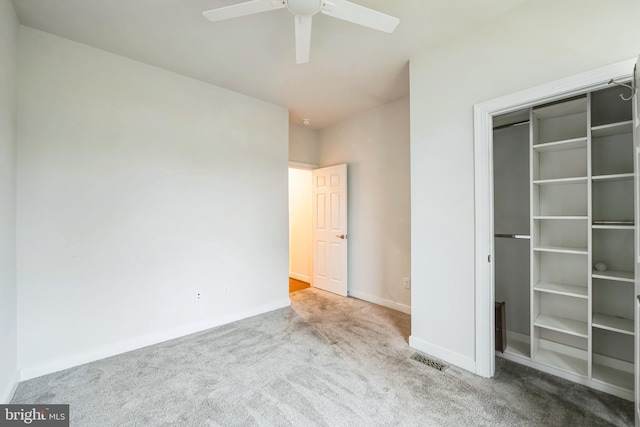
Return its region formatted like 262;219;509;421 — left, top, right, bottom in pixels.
1;369;19;404
348;289;411;315
289;273;310;283
409;336;476;373
20;298;291;381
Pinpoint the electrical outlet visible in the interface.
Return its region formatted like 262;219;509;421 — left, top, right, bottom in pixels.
195;291;202;302
223;287;229;296
403;278;411;289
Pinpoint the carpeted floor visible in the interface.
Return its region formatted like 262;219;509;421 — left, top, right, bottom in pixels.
12;288;633;426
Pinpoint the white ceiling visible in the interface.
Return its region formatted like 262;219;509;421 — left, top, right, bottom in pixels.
12;0;530;129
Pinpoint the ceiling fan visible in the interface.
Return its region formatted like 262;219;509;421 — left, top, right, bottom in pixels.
202;0;400;64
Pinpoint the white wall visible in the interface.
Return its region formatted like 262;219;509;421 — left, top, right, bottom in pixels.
409;0;640;370
16;27;290;377
319;98;411;313
289;124;319;165
288;168;312;282
0;0;19;403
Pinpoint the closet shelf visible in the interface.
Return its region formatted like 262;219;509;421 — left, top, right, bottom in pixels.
504;340;530;359
534;348;588;377
592;173;634;182
591;120;633;138
533;245;588;255
532;137;587;152
534;216;588;220
592;224;634;230
534;282;587;298
592;270;635;283
592;313;634;335
533;97;587;120
533;177;588;185
534;314;588;338
592;220;634;225
592;363;634;392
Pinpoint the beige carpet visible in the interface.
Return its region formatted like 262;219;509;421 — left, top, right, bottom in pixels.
11;288;633;426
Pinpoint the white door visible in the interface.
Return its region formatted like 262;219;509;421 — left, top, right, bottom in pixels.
312;164;348;296
634;57;640;424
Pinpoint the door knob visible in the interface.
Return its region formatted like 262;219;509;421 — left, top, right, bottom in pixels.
336;234;347;240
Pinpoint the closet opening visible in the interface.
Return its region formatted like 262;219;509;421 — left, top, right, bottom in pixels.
483;67;637;402
474;59;636;384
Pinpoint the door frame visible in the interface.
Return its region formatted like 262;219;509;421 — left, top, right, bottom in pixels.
289;161;318;170
633;58;640;423
473;58;636;378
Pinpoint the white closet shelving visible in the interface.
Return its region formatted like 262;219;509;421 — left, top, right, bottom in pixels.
530;97;590;380
590;85;635;396
496;83;636;401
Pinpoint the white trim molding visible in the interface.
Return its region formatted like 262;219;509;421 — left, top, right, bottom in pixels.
473;58;636;379
289;272;311;283
348;289;411;315
1;370;19;404
409;336;476;373
288;161;318;170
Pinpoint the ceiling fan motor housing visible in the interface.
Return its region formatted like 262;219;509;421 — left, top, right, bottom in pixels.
286;0;323;16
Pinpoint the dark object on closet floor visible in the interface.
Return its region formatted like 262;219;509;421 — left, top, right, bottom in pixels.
495;301;506;353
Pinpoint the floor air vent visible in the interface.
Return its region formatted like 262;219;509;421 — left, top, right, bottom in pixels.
410;353;448;371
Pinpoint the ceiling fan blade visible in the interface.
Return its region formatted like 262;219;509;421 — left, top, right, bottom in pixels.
295;15;312;64
203;0;285;22
321;0;399;33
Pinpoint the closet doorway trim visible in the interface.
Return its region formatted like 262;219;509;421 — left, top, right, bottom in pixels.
473;58;636;378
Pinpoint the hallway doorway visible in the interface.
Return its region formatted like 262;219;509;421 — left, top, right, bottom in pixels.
288;167;313;292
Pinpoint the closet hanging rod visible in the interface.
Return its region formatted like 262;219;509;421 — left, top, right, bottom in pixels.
493;120;530;131
494;234;530;239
